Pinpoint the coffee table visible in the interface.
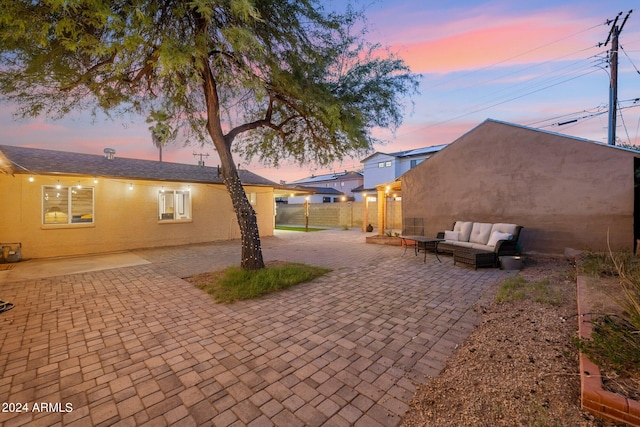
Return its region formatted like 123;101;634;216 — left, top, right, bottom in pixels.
400;236;445;263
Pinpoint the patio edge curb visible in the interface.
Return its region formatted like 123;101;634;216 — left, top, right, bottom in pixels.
576;275;640;426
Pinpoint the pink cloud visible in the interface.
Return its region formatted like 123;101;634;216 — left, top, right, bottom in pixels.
396;21;592;74
371;5;600;75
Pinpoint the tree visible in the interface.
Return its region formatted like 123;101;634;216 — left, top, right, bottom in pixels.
0;0;419;270
146;109;176;162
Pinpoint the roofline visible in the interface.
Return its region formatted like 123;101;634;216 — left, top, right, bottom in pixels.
0;144;277;187
477;118;640;154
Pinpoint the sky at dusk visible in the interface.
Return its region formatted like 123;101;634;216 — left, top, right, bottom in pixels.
1;0;640;183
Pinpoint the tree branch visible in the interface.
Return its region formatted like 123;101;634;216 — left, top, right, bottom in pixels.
60;51;117;92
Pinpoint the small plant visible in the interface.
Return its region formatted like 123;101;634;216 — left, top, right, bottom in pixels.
495;276;563;306
575;315;640;374
575;250;640;377
495;276;527;303
385;230;392;237
342;224;349;230
578;252;637;277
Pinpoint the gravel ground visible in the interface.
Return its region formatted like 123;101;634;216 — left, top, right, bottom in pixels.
401;256;621;427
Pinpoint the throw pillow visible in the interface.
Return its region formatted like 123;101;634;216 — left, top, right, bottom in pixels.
487;231;512;247
444;230;460;241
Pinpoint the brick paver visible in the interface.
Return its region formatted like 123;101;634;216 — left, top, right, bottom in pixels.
0;229;511;426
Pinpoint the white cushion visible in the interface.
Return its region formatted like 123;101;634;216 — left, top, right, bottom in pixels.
453;221;473;242
452;241;475;248
471;243;493;251
444;230;460;241
490;223;517;236
469;222;493;245
487;231;512;247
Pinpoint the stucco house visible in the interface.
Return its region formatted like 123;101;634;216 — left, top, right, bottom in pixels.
0;145;277;260
286;170;363;203
400;119;640;254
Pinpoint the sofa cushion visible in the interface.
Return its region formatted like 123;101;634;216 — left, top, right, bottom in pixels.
447;241;474;248
469;222;493;245
490;223;518;236
444;230;460;241
487;231;512;247
453;221;473;242
471;243;494;252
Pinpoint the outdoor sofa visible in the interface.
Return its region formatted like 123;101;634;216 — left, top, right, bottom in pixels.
436;221;523;269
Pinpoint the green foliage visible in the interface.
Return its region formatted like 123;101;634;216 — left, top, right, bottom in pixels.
0;0;419;166
146;109;176;151
575;315;640;374
194;262;331;303
575;251;640;376
578;250;625;277
495;276;564;306
0;0;420;270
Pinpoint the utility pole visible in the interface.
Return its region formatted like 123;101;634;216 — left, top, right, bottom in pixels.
602;10;632;145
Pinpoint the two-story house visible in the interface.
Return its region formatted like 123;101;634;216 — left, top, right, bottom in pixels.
284;170;363;204
359;144;448;193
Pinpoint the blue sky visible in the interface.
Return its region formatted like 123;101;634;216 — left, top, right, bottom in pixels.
1;1;639;183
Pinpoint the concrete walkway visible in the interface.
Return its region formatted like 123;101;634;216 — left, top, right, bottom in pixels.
0;229;511;426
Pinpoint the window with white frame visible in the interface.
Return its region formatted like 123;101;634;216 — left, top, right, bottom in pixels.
43;185;94;224
158;189;191;221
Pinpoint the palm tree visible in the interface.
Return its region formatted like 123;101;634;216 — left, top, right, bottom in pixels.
146;110;175;162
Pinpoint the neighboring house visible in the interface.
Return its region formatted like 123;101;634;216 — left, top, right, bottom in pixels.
287;187;345;204
400;119;640;254
0;145;277;259
286;170;363;203
360;144;448;192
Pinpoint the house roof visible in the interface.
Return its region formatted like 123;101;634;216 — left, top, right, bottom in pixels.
289;170;363;185
299;186;344;195
0;145;276;186
360;144;448;163
471;119;640;153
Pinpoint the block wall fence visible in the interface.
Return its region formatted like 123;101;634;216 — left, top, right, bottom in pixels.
275;200;403;231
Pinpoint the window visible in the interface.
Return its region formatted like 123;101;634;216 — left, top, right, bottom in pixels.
43;185;94;224
378;162;385;168
158;190;191;221
410;159;424;168
322;197;331;203
385;161;392;167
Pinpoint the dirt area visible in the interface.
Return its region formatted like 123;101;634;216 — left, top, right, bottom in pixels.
401;255;637;427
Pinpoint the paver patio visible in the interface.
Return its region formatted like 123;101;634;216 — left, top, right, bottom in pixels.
0;229;511;426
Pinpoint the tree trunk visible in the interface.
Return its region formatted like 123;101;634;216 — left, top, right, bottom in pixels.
200;51;265;270
219;155;265;270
